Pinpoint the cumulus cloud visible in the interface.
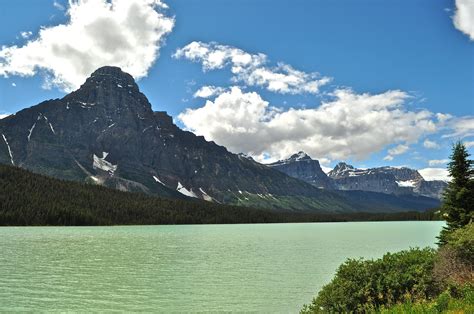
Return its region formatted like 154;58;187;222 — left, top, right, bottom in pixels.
321;166;333;174
174;41;331;94
178;87;438;162
423;139;440;149
443;116;474;138
428;159;449;166
383;144;410;161
193;85;227;98
0;0;174;91
20;31;33;39
419;168;450;181
453;0;474;40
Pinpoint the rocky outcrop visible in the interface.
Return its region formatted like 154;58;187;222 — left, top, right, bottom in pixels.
328;162;447;199
268;152;334;189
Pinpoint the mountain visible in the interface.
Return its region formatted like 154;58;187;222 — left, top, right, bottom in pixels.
0;66;440;213
328;162;447;199
268;152;335;189
269;155;447;200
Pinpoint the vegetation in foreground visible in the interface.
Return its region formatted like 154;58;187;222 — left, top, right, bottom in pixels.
0;164;436;226
301;142;473;313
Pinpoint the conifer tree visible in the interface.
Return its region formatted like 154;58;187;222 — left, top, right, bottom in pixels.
438;141;474;245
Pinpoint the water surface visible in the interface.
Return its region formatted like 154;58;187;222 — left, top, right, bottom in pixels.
0;221;443;312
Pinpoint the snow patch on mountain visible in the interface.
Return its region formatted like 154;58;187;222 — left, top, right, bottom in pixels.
396;180;417;188
199;187;214;202
177;182;198;198
93;152;117;175
2;134;14;165
27;123;36;141
153;175;165;185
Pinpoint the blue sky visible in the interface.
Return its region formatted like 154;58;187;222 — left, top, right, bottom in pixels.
0;0;473;180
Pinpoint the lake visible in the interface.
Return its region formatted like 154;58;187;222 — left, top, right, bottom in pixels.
0;221;443;312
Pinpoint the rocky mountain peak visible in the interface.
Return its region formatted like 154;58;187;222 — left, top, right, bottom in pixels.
289;151;312;161
268;151;334;189
89;66;137;86
328;162;355;178
271;151;312;166
60;66;151;125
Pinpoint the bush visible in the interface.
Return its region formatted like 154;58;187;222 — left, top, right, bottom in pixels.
301;248;439;313
434;223;474;286
380;283;474;313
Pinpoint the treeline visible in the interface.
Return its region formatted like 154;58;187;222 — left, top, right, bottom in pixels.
0;164;438;226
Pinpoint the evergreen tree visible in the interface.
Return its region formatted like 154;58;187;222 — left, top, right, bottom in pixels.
438;141;474;245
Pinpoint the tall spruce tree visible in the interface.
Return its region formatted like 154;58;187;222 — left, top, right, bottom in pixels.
438;141;474;245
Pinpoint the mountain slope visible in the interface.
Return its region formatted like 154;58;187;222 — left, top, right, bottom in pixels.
0;164;438;225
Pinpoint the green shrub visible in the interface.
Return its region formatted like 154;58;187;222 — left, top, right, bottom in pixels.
434;223;474;286
380;284;474;314
446;222;474;261
301;248;439;313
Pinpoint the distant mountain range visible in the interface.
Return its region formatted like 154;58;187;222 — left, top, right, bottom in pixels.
270;152;447;199
0;66;441;213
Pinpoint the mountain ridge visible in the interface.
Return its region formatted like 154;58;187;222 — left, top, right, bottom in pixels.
0;66;441;213
269;153;447;200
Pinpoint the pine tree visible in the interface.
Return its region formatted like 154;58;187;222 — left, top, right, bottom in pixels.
438;141;474;245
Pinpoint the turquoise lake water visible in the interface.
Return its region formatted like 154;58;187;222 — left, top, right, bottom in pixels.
0;221;443;312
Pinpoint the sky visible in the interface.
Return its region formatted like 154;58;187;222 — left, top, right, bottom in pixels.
0;0;473;180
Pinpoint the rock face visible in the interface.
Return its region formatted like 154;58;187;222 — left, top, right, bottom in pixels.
414;180;447;199
0;66;441;213
269;155;447;200
268;152;334;189
327;162;447;199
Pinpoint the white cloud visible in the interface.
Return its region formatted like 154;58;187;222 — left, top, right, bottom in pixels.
0;114;11;119
53;1;66;11
389;144;409;155
179;87;438;162
174;41;331;94
465;141;474;148
443;116;474;138
419;168;451;181
193;85;226;98
321;166;333;174
428;159;449;166
453;0;474;40
0;0;174;91
20;31;33;39
383;144;409;161
423;139;440;149
11;82;16;87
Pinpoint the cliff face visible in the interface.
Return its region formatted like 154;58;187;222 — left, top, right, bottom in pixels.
268;152;335;189
327;162;447;199
269;156;447;200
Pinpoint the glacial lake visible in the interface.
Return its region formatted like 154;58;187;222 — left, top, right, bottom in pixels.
0;221;443;312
